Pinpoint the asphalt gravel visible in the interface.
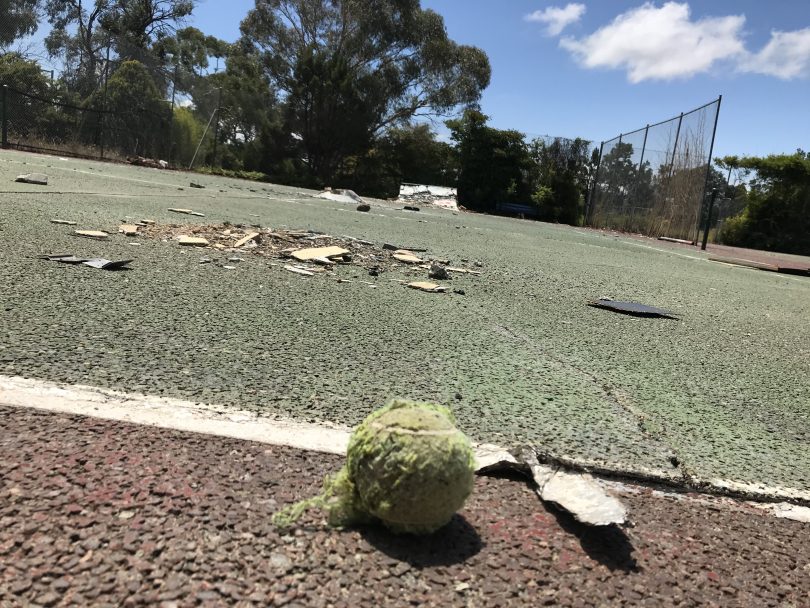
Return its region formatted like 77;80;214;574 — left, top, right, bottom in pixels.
0;150;809;494
2;405;809;607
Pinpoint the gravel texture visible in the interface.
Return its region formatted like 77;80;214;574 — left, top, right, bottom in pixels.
0;150;809;493
2;405;809;607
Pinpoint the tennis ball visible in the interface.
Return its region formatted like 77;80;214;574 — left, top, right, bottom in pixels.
340;398;476;534
272;399;476;535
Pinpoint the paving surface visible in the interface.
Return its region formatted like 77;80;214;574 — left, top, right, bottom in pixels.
1;405;809;607
1;150;809;494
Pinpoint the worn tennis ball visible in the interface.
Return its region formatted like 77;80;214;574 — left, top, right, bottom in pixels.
342;398;476;535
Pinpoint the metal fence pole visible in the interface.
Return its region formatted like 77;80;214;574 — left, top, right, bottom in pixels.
211;87;223;167
701;188;718;250
100;45;111;159
697;95;723;238
668;113;684;179
1;85;8;149
637;125;649;174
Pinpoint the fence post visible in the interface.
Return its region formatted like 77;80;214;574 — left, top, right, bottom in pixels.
668;113;684;179
585;141;604;225
701;188;718;250
1;85;8;149
697;95;723;239
99;45;111;159
211;87;223;167
637;125;649;174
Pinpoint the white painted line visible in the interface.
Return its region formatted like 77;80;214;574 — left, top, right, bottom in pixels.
0;375;351;456
1;375;807;520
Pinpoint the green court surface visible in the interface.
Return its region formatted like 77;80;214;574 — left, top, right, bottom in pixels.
1;149;808;495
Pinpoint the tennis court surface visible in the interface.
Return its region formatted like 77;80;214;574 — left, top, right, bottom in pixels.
1;149;808;499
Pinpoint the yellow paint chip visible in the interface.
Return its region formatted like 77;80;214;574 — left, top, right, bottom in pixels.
178;236;209;246
74;230;109;239
291;246;349;261
393;253;423;264
234;232;260;247
407;281;447;293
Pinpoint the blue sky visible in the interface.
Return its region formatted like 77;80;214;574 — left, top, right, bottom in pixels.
25;1;810;158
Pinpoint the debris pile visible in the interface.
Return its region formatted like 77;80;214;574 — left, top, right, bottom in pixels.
15;173;49;185
314;188;364;205
127;156;168;169
397;183;458;211
136;222;481;291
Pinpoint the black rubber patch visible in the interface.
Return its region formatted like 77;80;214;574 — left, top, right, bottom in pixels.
588;299;678;319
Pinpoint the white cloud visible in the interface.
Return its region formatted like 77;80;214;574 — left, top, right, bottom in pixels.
525;3;586;37
739;28;810;79
559;2;746;83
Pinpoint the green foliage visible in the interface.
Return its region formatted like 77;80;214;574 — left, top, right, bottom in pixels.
716;152;810;255
0;53;51;97
334;123;457;198
0;0;39;47
91;60;171;157
170;106;202;165
447;109;532;212
527;137;592;224
240;0;490;183
44;0;196;96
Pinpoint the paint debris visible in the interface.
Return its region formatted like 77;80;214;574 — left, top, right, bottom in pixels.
82;258;133;270
475;449;627;527
74;230;109;240
393;252;423;264
233;232;260;248
41;254;133;270
178;236;209;247
314;188;363;204
291;246;350;262
15;173;48;185
284;265;315;277
536;465;627;526
407;281;447;293
168;208;205;217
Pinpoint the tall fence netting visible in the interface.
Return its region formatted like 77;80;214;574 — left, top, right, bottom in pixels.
587;98;720;241
0;54;224;166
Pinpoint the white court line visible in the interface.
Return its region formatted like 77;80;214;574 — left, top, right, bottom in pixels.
2;374;809;516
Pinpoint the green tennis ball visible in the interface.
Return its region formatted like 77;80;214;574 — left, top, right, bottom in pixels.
343;398;476;534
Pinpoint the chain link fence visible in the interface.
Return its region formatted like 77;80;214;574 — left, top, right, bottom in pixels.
586;97;721;242
0;83;176;162
0;51;225;167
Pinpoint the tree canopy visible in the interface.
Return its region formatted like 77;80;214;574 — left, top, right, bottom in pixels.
240;0;490;182
0;0;39;47
717;152;810;255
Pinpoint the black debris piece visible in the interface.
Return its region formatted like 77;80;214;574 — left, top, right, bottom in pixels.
82;258;134;270
588;298;678;319
41;254;133;270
